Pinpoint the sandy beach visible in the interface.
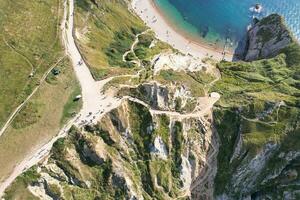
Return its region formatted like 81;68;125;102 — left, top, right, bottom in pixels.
131;0;233;61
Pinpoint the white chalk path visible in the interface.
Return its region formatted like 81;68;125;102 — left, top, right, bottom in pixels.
0;0;120;196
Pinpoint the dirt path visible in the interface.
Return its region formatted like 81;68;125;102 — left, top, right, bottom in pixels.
0;0;119;196
122;29;150;67
124;94;219;120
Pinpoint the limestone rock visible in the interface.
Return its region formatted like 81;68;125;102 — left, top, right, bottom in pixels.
242;14;293;61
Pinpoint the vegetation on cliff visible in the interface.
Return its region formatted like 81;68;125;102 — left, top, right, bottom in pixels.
5;99;207;199
212;34;300;198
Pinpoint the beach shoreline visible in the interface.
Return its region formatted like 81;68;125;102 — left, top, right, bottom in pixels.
131;0;233;61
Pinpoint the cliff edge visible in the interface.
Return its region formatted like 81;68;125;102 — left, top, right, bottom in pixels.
240;14;294;61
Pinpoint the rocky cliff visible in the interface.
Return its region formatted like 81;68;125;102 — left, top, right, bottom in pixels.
4;97;218;199
238;14;294;61
117;82;198;113
212;14;300;199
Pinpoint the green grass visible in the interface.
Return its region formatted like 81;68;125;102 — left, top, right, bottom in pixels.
51;123;140;199
74;0;146;79
134;31;171;61
0;58;80;183
84;124;115;146
47;183;62;199
114;68;215;114
0;0;64;128
155;70;207;97
4;166;40;200
60;83;82;125
188;71;216;86
127;101;157;196
154;114;170;151
104;30;137;68
281;43;300;67
156;161;171;192
103;76;140;92
74;0;174;80
211;53;298;107
4;99;197;199
171;121;183;181
11;102;41;129
212;43;300;196
213;108;241;195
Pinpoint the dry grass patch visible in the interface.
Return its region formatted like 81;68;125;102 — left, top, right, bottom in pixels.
0;59;81;183
0;0;65;128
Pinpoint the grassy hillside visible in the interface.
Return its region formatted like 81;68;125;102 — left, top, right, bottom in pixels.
2;1;300;199
0;0;82;185
74;0;147;79
0;0;65;128
0;58;81;184
212;42;300;198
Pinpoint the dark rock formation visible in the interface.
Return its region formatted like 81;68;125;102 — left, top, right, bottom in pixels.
235;14;294;61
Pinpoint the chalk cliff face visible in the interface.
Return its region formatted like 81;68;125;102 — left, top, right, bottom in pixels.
212;14;300;200
213;105;300;200
4;99;217;199
242;14;293;61
118;82;198;113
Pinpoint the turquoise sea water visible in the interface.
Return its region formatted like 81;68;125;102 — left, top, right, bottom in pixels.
155;0;300;48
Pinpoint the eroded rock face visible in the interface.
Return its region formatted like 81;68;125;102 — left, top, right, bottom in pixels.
214;104;300;200
242;14;293;61
150;136;168;160
119;82;196;113
152;53;209;75
139;82;170;110
14;99;216;200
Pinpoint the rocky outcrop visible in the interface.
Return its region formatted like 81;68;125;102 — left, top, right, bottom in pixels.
150;136;168;160
9;99;216;199
237;14;293;61
152;53;209;75
118;82;196;113
214;103;300;200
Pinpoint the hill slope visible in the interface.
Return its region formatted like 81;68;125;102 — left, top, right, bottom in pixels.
212;15;300;199
0;0;81;186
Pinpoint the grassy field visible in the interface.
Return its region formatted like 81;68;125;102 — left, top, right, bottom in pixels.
212;52;299;108
0;0;84;185
0;0;65;129
0;58;81;185
155;69;214;97
74;0;147;80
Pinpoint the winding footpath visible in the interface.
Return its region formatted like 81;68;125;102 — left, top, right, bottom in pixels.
122;29;151;67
